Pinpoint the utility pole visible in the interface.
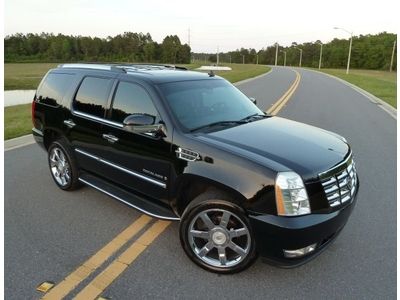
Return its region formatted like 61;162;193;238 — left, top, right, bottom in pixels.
280;50;286;66
217;46;219;66
275;43;279;66
295;47;302;67
242;54;245;64
334;27;353;74
347;35;353;74
317;42;323;69
256;54;259;65
390;39;396;72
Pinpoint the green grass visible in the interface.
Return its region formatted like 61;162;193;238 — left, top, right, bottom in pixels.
183;63;270;83
316;68;397;108
5;63;59;90
4;104;32;140
4;62;270;140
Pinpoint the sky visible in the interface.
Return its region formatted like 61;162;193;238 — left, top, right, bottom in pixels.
4;0;398;53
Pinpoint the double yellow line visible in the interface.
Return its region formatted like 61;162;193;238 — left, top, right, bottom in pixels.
42;215;170;299
40;68;301;299
266;69;301;115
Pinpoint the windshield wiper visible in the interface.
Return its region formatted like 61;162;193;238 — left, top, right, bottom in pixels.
240;113;270;122
190;120;247;133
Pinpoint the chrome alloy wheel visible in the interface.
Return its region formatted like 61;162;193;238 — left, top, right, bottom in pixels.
188;209;251;268
49;147;71;187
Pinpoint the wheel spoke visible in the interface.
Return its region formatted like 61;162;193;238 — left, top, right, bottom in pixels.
219;211;231;228
59;152;66;165
198;241;214;257
54;149;61;161
199;212;215;230
229;227;248;238
190;229;209;240
218;247;227;265
228;241;247;256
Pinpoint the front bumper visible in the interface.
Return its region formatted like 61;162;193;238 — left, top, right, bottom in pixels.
249;188;358;268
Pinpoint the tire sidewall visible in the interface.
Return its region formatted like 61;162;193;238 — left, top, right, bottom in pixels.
180;199;257;274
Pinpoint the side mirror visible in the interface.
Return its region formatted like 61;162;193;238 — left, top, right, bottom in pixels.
123;114;155;126
123;114;166;138
249;97;257;105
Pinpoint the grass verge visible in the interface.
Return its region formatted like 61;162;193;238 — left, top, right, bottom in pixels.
4;62;270;140
4;104;32;140
315;68;397;108
5;63;59;90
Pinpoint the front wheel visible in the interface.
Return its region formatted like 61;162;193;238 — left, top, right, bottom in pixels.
180;193;257;273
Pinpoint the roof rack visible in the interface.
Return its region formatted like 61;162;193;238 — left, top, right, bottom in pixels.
58;63;188;73
58;63;126;73
115;64;188;71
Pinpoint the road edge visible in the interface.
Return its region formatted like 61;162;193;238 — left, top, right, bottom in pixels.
304;68;397;120
233;67;273;86
4;134;35;151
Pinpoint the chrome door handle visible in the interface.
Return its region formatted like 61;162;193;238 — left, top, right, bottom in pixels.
102;134;119;143
63;119;76;128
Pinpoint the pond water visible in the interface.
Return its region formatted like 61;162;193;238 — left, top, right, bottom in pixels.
4;90;36;107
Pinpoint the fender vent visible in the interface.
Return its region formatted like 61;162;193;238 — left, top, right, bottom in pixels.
176;147;200;162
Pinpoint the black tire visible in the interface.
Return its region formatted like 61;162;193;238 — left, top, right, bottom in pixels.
179;190;257;274
48;139;80;191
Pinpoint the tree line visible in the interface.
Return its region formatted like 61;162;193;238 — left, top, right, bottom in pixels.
199;32;396;70
4;31;396;70
4;32;191;64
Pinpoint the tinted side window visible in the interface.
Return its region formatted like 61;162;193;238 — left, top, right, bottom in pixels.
37;73;74;106
74;77;113;118
110;82;158;123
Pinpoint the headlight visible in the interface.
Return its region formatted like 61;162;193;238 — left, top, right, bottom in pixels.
275;171;311;216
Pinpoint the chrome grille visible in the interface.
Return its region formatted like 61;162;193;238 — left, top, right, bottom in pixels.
320;159;357;207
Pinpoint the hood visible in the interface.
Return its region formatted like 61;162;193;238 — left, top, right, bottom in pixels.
195;117;350;180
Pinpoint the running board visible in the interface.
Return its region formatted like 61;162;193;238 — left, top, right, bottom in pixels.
79;172;180;221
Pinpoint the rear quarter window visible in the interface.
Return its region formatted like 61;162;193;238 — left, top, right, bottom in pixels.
73;76;114;118
36;73;75;106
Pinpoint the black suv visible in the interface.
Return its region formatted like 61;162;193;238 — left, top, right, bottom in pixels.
32;63;358;273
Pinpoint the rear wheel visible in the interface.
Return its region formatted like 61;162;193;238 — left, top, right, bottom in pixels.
180;191;257;273
48;139;80;190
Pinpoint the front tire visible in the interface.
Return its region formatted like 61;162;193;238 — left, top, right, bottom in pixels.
48;139;80;190
180;191;257;273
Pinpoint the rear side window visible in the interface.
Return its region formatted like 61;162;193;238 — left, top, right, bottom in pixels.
74;77;113;118
110;82;158;123
37;73;74;106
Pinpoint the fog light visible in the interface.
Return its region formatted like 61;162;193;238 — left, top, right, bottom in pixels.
283;243;317;258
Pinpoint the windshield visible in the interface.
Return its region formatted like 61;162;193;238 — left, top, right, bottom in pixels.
158;79;264;132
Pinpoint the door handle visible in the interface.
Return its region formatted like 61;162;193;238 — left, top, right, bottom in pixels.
102;134;119;143
63;119;76;128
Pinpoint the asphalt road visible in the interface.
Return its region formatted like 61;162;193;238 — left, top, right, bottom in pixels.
5;67;396;299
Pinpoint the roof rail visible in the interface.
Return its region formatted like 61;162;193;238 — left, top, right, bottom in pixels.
58;63;126;73
117;64;188;71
